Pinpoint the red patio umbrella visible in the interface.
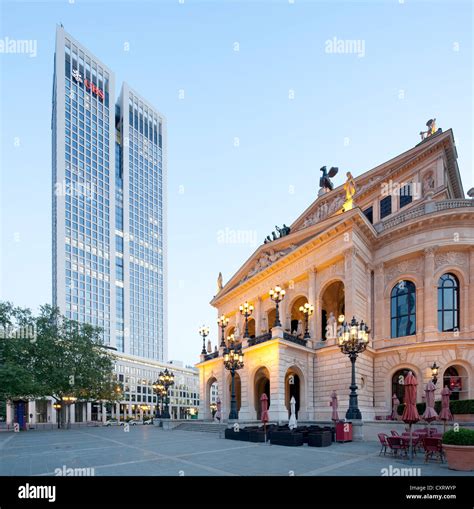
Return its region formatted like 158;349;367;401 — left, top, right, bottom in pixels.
422;381;438;423
439;386;453;431
402;371;420;462
330;391;339;422
260;393;269;443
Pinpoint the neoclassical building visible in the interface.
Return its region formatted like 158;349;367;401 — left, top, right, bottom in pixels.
196;126;474;423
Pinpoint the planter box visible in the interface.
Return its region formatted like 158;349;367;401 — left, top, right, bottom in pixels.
308;431;332;447
224;428;250;441
443;444;474;471
453;414;474;423
270;431;304;447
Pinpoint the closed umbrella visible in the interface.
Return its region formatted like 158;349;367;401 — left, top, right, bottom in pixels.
289;396;297;430
215;397;221;422
422;381;438;423
260;393;269;443
439;386;453;432
391;394;400;420
330;391;339;422
402;371;420;462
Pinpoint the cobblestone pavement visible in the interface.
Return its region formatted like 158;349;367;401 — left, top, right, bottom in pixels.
0;427;469;476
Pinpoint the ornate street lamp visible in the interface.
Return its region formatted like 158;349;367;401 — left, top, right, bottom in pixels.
153;381;166;417
299;302;314;339
199;325;210;355
158;368;175;419
269;285;286;327
239;302;254;338
431;362;439;385
217;315;229;347
223;336;244;420
337;315;370;420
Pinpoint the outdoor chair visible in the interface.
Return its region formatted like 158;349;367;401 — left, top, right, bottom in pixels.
390;430;400;437
386;436;405;457
423;437;444;463
377;433;389;456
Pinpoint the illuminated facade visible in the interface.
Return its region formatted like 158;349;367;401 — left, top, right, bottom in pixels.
197;128;474;422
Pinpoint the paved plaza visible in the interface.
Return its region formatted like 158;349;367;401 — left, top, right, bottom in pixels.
0;427;470;477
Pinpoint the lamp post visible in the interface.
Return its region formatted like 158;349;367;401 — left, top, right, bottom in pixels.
223;336;244;420
269;285;286;327
199;325;210;355
53;402;62;429
62;396;77;429
239;302;254;338
153;381;166;417
299;302;314;339
431;362;439;385
337;316;370;420
158;368;175;419
217;315;229;347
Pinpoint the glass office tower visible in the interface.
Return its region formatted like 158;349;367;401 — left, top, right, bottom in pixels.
52;26;167;361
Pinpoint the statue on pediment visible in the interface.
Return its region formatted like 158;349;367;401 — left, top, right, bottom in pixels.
217;272;223;292
319;166;339;194
419;118;441;140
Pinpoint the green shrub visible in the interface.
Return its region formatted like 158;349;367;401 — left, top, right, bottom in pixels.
397;399;474;416
442;428;474;446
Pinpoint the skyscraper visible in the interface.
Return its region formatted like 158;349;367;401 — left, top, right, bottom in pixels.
52;26;167;361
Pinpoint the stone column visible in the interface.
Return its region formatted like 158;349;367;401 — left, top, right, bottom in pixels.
469;248;474;334
344;248;356;320
102;403;107;424
86;402;92;422
268;359;288;423
254;297;262;336
47;400;54;425
423;248;437;334
51;404;57;425
6;401;13;425
374;264;385;342
307;268;317;341
70;404;76;424
28;400;36;424
115;403;120;421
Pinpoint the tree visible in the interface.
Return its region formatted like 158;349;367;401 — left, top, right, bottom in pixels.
0;302;121;428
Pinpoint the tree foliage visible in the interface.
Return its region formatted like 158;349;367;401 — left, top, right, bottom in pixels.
0;302;121;406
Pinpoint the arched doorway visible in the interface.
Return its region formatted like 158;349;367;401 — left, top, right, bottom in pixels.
285;367;303;418
320;281;344;340
254;367;270;419
267;309;276;332
391;368;416;402
247;318;256;338
290;296;308;336
227;373;241;412
443;365;468;401
206;377;218;419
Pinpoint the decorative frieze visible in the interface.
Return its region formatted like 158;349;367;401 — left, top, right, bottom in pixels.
301;195;345;229
240;244;298;283
434;251;468;270
384;258;423;284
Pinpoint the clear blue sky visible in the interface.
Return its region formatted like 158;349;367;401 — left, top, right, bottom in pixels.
0;0;472;365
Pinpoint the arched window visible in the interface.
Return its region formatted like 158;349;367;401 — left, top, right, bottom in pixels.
391;280;416;338
438;273;459;332
392;369;416;402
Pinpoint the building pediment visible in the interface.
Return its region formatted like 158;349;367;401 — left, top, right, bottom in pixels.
212;208;376;305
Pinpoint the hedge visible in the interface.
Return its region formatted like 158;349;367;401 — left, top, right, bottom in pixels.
396;399;474;416
442;428;474;446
